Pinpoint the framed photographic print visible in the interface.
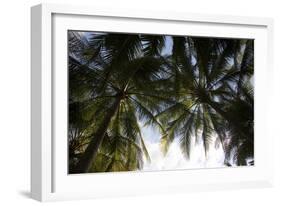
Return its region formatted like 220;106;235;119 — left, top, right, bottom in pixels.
31;3;274;201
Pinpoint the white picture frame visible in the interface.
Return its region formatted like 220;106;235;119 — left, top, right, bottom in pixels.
31;3;274;202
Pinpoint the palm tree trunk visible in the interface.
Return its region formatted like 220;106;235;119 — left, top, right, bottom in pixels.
72;96;121;173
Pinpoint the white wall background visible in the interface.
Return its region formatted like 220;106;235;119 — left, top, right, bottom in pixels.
0;0;280;205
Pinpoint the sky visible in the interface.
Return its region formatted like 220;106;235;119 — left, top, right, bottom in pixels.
140;123;226;171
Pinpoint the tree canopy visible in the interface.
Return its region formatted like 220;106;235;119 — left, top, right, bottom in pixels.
68;31;254;173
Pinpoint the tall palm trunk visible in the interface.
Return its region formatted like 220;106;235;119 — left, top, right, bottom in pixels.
72;96;121;173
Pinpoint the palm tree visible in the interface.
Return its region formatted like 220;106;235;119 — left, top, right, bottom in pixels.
223;40;254;165
158;37;254;165
69;32;172;173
